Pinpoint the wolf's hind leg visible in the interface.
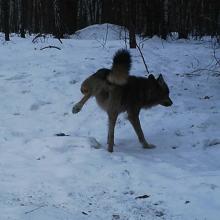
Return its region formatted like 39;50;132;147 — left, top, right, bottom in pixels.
128;113;155;149
107;112;118;152
72;94;91;114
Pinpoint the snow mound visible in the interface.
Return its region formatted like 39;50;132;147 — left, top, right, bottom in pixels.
72;23;128;40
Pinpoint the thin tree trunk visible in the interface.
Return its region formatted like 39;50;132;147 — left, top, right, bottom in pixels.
161;0;169;39
20;0;27;38
54;0;64;38
2;0;10;41
128;0;136;48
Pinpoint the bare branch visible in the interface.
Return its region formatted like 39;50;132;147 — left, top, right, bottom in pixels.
213;45;220;66
40;45;61;50
25;204;46;215
32;34;46;43
136;43;150;74
95;24;109;48
104;23;109;46
56;37;63;44
178;68;220;77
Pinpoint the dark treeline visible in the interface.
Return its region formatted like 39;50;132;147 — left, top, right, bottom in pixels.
0;0;219;41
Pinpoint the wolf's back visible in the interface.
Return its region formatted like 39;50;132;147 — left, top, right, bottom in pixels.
107;49;131;85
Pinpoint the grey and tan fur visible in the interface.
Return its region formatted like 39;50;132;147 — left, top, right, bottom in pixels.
72;49;173;152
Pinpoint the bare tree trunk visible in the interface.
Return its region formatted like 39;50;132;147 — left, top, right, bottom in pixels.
161;0;169;39
62;0;78;34
53;0;63;38
2;0;10;41
20;0;27;38
178;0;189;39
128;0;136;48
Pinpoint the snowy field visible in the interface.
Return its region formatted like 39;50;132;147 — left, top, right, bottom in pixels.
0;24;220;220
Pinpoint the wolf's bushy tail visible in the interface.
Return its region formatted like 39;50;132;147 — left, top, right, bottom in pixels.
107;49;132;85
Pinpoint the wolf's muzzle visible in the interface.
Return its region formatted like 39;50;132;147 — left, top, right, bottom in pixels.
161;97;173;107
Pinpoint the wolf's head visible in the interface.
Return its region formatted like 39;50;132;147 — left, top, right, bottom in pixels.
148;74;173;107
157;74;173;107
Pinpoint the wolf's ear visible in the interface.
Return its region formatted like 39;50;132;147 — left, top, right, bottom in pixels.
157;74;165;85
148;74;155;80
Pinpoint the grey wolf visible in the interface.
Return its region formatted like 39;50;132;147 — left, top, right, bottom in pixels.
72;49;173;152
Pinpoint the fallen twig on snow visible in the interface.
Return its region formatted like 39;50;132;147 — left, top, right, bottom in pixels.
135;194;150;199
40;45;61;50
25;204;47;214
177;68;220;77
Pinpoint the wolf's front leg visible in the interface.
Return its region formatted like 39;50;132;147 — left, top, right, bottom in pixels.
128;113;155;149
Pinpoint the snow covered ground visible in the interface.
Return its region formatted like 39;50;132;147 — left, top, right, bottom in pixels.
0;26;220;220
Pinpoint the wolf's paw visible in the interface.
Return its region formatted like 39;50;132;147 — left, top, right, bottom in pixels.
72;104;82;114
142;143;156;149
